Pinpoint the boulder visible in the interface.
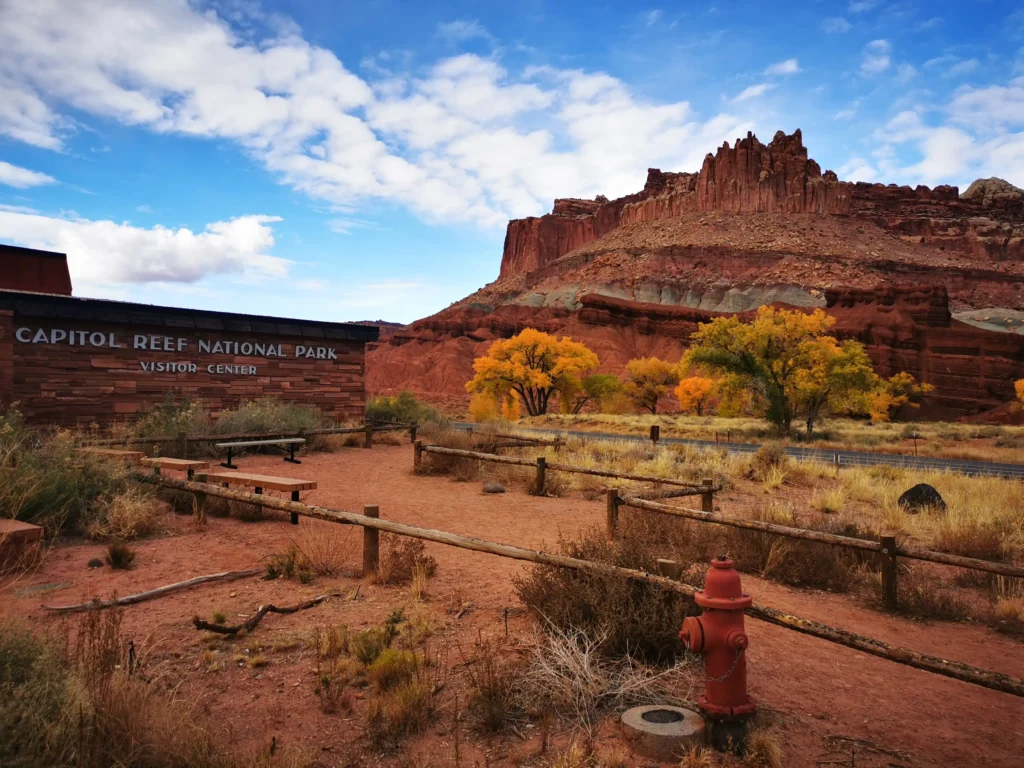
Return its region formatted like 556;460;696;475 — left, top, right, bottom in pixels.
898;483;946;514
87;558;104;568
483;481;505;494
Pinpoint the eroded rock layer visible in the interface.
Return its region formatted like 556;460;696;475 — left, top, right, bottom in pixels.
369;129;1024;418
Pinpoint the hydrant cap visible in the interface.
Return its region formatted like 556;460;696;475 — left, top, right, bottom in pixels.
695;557;753;609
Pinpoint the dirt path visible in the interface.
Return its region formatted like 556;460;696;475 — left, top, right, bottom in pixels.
3;444;1022;767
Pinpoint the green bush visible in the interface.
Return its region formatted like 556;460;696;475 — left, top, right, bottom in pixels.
366;391;448;428
1;405;141;536
212;397;326;435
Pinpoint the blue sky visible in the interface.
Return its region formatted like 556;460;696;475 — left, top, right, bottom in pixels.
0;0;1022;323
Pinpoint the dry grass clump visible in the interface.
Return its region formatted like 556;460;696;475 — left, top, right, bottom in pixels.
679;746;717;768
364;673;435;751
746;442;788;482
518;623;698;732
264;543;314;583
375;536;438;585
0;609;311;768
810;486;846;515
514;526;695;663
367;649;420;691
462;635;523;734
743;728;784;768
416;428;480;480
291;518;357;576
86;486;167;540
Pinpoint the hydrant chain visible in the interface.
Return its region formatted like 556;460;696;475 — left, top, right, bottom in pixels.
703;648;744;684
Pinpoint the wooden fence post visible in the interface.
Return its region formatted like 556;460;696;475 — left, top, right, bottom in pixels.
657;559;681;579
650;424;660;446
193;491;207;526
880;534;898;610
364;424;373;449
177;430;187;459
701;478;714;513
363;504;380;577
534;456;547;496
414;440;423;470
409;425;417;443
606;488;620;541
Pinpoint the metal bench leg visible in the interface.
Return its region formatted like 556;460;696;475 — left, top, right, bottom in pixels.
285;442;301;465
290;490;299;524
221;447;237;469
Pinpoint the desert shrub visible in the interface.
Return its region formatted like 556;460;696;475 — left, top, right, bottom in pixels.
86;486;167;540
514;526;695;663
375;537;438;585
125;395;213;440
292;519;356;576
415;427;480;478
0;407;135;536
367;649;420;691
0;611;314;768
212;397;327;436
265;544;313;583
883;567;973;621
933;515;1008;561
365;675;434;751
349;611;404;665
463;637;521;733
104;541;136;570
366;390;448;429
746;442;788;482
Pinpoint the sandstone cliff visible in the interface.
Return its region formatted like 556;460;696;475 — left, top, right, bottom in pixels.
369;129;1024;418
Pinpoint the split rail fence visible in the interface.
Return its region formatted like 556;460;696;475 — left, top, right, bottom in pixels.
138;473;1024;698
611;492;1024;611
80;422;418;455
414;442;722;501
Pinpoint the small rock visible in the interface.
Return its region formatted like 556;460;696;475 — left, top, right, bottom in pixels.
87;558;104;569
483;481;505;494
898;483;946;514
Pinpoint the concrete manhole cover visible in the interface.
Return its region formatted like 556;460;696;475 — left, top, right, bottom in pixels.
641;708;684;724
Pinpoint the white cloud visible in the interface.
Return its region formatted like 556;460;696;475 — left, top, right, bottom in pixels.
822;17;852;33
895;63;917;84
0;210;290;288
135;204;153;213
436;20;492;43
732;83;775;103
0;160;56;188
837;157;877;182
948;85;1024;130
918;17;942;30
947;59;979;78
860;40;891;75
764;58;801;76
833;102;858;120
0;0;751;232
848;0;879;12
645;10;662;26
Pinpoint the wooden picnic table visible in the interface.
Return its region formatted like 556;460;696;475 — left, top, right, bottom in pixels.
214;437;305;468
141;457;211;479
76;447;143;462
196;471;317;525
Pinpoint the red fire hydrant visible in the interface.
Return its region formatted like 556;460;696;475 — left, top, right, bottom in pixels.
680;557;757;721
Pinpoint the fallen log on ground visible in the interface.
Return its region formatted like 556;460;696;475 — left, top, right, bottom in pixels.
193;593;338;635
41;568;262;613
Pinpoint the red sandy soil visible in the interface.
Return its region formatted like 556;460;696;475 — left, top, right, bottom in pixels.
3;445;1022;767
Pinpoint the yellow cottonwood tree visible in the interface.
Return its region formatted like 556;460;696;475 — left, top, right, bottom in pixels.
624;357;680;414
675;376;716;415
867;372;934;423
466;329;599;417
687;306;883;436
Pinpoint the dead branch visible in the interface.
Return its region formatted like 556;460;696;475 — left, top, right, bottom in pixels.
41;568;262;613
193;592;338;635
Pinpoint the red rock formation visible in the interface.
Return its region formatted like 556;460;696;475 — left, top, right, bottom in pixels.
370;128;1024;419
498;129;1024;281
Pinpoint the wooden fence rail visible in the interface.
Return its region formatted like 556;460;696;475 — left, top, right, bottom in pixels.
80;422;417;450
418;443;720;500
617;494;1024;610
138;473;1024;698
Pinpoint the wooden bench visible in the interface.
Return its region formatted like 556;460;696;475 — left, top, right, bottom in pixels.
215;438;305;469
141;457;211;479
196;471;316;525
76;447;143;462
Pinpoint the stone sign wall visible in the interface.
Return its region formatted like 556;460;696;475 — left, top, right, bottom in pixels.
0;291;379;427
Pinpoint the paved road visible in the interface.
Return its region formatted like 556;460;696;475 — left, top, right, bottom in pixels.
452;422;1024;479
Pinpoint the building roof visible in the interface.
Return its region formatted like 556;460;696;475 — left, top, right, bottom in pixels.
0;289;380;343
0;244;73;296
